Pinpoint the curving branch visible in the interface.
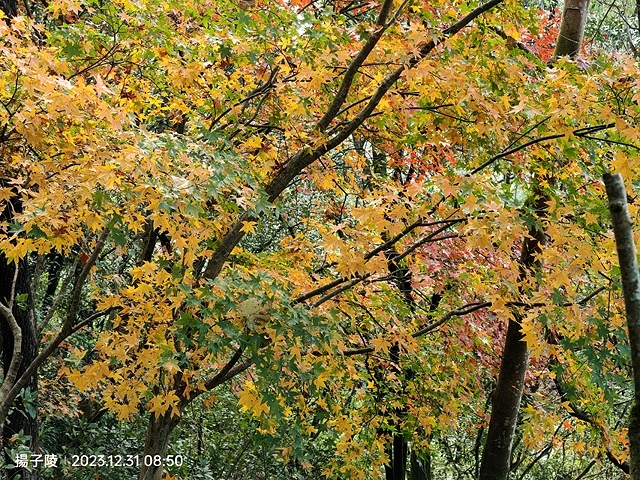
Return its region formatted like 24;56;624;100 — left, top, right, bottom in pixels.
342;301;492;356
0;303;22;427
469;122;621;177
293;217;465;306
554;376;630;474
201;0;507;282
203;347;245;392
0;228;110;428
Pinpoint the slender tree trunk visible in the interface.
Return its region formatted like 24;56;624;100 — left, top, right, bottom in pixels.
478;203;545;480
0;258;39;480
477;321;529;480
384;418;408;480
479;2;590;477
603;173;640;480
553;0;590;58
383;244;413;480
410;447;431;480
139;412;181;480
0;179;39;480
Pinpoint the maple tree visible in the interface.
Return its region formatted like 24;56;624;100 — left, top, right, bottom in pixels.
478;3;592;479
2;0;640;479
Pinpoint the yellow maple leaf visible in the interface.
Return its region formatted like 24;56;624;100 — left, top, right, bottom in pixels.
238;381;269;417
148;392;180;418
240;221;257;234
115;401;139;421
314;370;330;389
370;336;391;354
610;150;633;177
66;369;92;392
519;320;544;357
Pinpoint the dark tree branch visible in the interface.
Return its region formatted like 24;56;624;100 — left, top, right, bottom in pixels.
203;347;244;392
201;0;506;282
469;134;565;175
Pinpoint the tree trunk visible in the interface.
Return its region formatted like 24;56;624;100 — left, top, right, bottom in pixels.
410;447;431;480
0;179;39;480
139;412;181;480
478;191;547;480
477;318;529;480
479;2;590;477
0;0;41;474
0;259;39;480
384;429;407;480
0;0;16;19
553;0;590;58
603;173;640;480
383;243;413;480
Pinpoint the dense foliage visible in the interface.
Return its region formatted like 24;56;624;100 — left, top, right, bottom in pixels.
2;0;640;478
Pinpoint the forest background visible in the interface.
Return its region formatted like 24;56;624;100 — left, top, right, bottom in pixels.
1;0;640;478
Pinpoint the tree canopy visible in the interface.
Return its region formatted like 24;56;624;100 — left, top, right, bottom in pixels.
1;0;640;479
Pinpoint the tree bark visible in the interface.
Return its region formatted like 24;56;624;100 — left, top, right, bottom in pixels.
139;412;181;480
477;320;529;480
0;179;39;480
603;173;640;480
553;0;590;58
383;409;407;480
0;0;42;474
478;188;548;480
0;258;39;480
0;0;17;19
410;447;431;480
479;3;590;478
